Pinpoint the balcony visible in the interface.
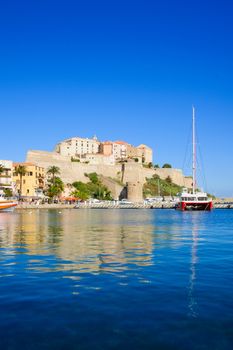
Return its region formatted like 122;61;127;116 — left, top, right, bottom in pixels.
0;174;11;178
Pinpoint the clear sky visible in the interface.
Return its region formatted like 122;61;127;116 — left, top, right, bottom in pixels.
0;0;232;197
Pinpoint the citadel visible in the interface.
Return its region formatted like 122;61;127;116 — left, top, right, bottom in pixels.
0;135;192;202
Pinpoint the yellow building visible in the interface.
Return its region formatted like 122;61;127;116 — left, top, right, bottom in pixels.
13;162;45;197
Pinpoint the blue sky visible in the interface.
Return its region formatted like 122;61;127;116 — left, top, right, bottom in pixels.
0;0;232;196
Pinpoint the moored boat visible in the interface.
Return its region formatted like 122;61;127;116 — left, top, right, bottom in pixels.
176;107;213;211
176;188;213;211
0;193;17;211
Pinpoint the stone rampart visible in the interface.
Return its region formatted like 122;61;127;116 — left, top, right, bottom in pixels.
26;150;192;189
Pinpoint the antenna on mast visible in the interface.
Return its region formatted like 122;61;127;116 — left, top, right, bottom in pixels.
192;106;196;194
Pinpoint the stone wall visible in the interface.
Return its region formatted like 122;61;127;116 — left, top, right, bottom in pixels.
26;150;192;189
99;176;125;200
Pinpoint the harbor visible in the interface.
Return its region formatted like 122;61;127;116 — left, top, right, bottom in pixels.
14;201;233;210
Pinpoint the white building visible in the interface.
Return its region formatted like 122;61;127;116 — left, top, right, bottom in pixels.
0;160;14;194
113;141;127;160
55;136;100;158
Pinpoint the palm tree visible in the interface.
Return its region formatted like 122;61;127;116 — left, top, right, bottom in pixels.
14;165;27;198
47;166;60;185
0;164;5;175
0;164;5;187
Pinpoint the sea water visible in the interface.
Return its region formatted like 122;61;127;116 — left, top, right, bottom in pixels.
0;209;232;349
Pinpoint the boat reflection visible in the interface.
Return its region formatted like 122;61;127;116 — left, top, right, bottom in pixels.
182;213;203;318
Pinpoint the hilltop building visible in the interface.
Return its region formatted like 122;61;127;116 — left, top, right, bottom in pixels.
13;162;45;197
55;135;153;164
54;136;100;158
100;141;128;161
100;141;153;164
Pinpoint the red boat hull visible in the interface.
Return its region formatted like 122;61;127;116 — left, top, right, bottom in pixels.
176;201;213;211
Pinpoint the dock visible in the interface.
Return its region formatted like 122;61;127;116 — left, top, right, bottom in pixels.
74;202;233;210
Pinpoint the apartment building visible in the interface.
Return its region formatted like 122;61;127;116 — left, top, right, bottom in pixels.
0;160;14;193
55;136;100;157
13;162;45;197
100;141;153;163
54;135;153;164
100;141;128;160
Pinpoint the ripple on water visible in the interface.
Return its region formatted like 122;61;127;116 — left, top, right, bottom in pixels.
0;209;232;349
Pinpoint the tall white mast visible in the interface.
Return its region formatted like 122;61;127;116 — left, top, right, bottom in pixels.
192;106;196;194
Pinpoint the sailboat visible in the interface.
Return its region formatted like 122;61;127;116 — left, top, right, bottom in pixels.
176;107;213;211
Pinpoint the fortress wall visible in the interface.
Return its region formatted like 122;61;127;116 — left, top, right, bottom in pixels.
152;168;192;188
26;150;192;189
99;176;125;200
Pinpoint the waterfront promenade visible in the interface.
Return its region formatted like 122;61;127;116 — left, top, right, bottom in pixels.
15;202;233;210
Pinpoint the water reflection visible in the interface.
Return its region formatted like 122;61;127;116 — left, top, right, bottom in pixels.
0;210;155;274
180;212;205;318
0;208;223;328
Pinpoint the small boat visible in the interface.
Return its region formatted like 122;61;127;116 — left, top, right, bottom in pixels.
0;193;17;211
176;107;213;211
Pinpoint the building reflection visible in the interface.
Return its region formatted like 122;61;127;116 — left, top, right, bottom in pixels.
0;209;154;274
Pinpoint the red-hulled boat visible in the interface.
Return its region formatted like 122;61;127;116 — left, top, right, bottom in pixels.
176;107;213;211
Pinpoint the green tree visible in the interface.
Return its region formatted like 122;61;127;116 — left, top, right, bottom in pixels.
86;172;99;185
53;177;64;191
71;189;89;201
4;188;13;197
154;164;160;168
72;174;112;201
46;177;64;201
165;176;172;184
14;165;27;198
47;185;61;199
162;163;172;168
47;166;60;185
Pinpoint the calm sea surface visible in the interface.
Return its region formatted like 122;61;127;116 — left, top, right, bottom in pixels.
0;209;232;349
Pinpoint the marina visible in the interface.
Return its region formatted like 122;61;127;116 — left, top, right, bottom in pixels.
12;201;233;210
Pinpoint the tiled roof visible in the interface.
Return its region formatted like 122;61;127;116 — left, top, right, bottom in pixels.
13;162;36;167
114;140;129;145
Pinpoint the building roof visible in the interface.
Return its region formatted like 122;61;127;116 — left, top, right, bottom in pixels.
102;141;113;145
60;136;100;143
137;144;152;149
114;140;129;145
13;162;36;167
